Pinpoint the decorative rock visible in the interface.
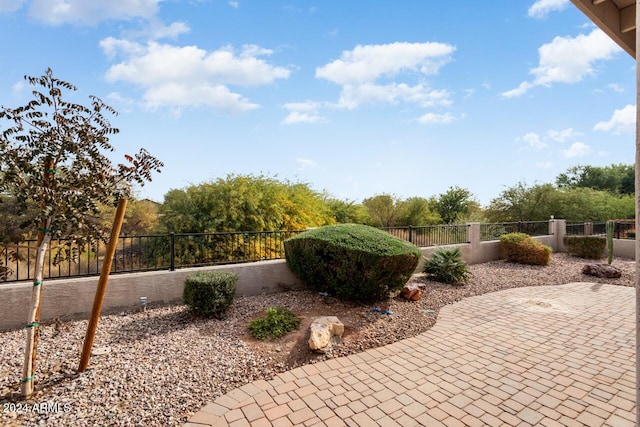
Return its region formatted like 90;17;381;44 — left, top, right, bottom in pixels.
308;316;344;353
92;346;111;356
582;263;622;279
401;283;423;301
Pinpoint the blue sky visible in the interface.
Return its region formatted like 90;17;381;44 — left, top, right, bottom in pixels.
0;0;636;206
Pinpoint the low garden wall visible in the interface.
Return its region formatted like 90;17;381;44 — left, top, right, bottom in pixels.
1;219;634;331
0;260;304;331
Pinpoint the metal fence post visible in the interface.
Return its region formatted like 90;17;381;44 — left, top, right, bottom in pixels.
169;233;175;271
408;225;413;243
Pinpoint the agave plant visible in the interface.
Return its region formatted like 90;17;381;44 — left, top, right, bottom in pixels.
423;247;470;284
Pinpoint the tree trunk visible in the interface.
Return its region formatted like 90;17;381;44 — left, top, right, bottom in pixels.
21;231;50;397
22;158;55;397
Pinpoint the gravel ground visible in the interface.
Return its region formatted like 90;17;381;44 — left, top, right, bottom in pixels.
0;253;634;426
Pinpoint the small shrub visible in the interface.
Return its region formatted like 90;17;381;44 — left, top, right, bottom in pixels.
183;270;237;318
499;233;551;266
284;224;421;302
248;306;300;340
423;247;470;284
563;236;606;259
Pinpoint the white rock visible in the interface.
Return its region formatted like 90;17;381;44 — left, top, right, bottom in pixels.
308;316;344;353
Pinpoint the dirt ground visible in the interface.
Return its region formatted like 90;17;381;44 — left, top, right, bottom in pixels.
238;293;385;368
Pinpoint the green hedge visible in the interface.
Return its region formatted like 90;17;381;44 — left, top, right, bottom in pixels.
183;270;237;318
284;224;420;302
499;232;551;266
563;236;605;259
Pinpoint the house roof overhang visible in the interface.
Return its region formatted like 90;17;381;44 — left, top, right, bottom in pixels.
570;0;636;57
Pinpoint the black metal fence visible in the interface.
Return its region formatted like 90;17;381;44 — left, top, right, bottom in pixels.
0;220;570;283
479;221;550;242
381;224;469;247
566;220;635;239
1;230;305;283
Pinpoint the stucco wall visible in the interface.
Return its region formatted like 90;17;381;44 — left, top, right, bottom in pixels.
0;259;304;331
1;219;633;331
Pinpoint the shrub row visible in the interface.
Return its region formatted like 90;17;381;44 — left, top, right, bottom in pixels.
563;236;606;259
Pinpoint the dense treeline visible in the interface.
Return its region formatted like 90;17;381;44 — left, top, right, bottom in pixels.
0;164;635;238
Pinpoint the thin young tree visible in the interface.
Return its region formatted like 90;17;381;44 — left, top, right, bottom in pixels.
0;68;163;397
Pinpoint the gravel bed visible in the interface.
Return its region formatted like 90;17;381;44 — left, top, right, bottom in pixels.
0;253;634;426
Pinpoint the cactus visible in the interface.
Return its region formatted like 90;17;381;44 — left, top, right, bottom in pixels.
606;220;614;265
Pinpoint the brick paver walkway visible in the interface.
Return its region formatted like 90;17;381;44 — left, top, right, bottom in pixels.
185;283;636;426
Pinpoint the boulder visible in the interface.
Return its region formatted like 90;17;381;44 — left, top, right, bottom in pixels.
309;316;344;353
400;283;423;301
582;263;622;279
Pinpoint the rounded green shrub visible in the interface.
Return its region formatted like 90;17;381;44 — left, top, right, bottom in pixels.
423;247;470;284
499;233;551;266
563;236;606;259
284;223;421;302
183;270;237;318
248;306;300;340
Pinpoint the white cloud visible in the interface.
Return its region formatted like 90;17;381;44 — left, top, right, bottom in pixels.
528;0;569;18
536;161;552;169
317;42;454;85
501;29;620;98
282;101;327;124
520;132;547;149
562;142;591;158
593;104;636;134
326;29;339;39
607;83;624;93
416;112;457;124
315;42;454;111
100;37;146;59
106;92;136;113
337;83;451;110
28;0;160;25
296;158;316;169
103;40;290;113
0;0;24;12
149;21;190;40
229;1;238;9
547;127;581;142
11;80;25;97
282;111;326;124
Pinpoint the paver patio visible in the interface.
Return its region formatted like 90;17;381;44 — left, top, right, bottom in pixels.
185;282;636;426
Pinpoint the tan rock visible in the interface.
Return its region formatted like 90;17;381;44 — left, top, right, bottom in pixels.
309;316;344;353
401;283;423;301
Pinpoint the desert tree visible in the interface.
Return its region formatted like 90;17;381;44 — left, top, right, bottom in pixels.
434;186;475;224
362;194;404;227
0;68;163;396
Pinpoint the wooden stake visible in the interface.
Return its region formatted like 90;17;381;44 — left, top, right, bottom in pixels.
78;199;127;372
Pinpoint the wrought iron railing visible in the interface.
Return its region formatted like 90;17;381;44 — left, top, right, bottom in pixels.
5;220;613;283
480;221;551;241
1;230;305;283
566;220;635;239
381;224;469;247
